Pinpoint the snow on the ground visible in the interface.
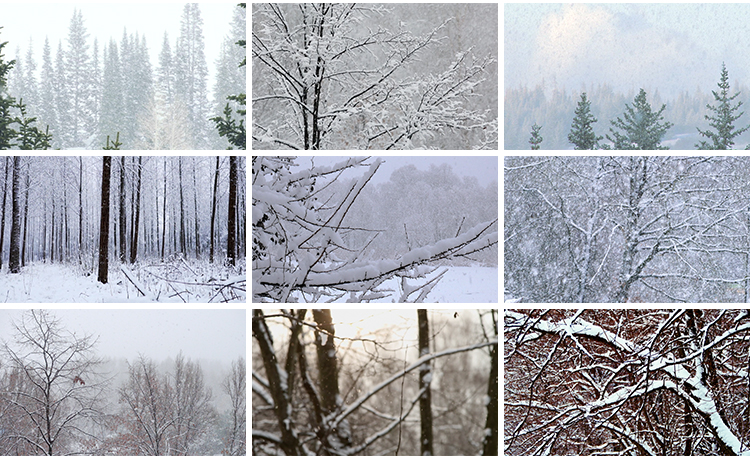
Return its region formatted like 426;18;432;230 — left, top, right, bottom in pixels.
0;262;246;303
293;266;498;303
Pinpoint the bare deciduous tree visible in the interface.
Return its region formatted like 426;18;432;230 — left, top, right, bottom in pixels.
0;310;106;455
222;357;246;456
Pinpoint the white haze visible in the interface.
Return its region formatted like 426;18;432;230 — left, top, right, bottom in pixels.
0;309;246;364
0;3;239;92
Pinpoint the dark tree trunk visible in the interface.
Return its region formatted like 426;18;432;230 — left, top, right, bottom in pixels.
192;157;200;258
481;310;499;456
0;156;9;269
418;309;433;456
129;156;142;264
9;156;21;273
179;156;186;255
119;156;126;263
161;157;167;260
78;156;83;264
227;155;238;266
209;156;219;263
98;156;112;284
21;164;29;266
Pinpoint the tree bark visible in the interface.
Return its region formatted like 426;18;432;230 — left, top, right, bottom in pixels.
418;309;433;456
161;157;167;260
481;310;498;456
179;156;186;255
21;163;29;266
119;155;126;262
9;156;21;273
78;156;83;264
192;157;200;258
210;156;219;263
0;156;9;269
227;155;237;266
98;156;112;284
129;156;142;264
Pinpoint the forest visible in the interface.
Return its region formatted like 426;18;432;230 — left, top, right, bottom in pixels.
0;309;245;455
504;156;750;303
505;309;750;455
252;3;497;150
0;3;245;150
0;155;245;302
252;156;498;303
252;309;498;455
505;64;750;150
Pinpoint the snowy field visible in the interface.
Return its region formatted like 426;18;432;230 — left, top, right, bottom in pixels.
291;266;498;303
0;262;246;303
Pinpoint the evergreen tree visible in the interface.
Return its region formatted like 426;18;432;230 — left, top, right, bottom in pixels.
175;3;211;149
529;123;542;150
65;8;95;148
157;32;175;107
696;63;750;149
38;37;58;141
99;39;123;146
606;88;673;150
120;31;153;148
90;38;101;130
568;92;602;149
55;40;73;148
22;40;38;116
0;29;18;149
212;3;246;150
211;4;246;149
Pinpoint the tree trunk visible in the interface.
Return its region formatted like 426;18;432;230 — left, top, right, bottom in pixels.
21;163;30;266
98;156;112;284
129;156;142;264
179;156;186;255
9;156;21;273
78;156;83;264
481;310;499;456
161;157;167;260
0;156;9;269
192;157;200;258
418;309;433;456
227;155;237;266
210;156;219;263
62;159;69;262
119;156;126;263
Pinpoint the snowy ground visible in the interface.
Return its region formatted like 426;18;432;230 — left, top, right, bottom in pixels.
291;266;498;303
0;261;246;303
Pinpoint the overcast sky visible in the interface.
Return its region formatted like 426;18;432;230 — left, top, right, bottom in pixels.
0;3;240;91
506;3;750;99
0;309;245;364
295;156;498;187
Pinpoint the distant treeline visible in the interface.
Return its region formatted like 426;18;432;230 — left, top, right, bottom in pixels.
505;82;750;150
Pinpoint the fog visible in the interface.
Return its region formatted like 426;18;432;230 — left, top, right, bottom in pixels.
0;309;245;364
506;3;750;99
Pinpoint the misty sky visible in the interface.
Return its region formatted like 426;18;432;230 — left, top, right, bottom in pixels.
0;309;245;364
295;156;498;187
506;3;750;98
0;3;240;90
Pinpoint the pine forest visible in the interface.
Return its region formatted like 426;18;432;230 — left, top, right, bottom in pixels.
0;3;246;150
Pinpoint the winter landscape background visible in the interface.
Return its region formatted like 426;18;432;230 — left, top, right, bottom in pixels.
505;3;750;149
252;156;498;303
0;3;246;150
0;156;245;303
252;3;498;150
0;309;246;455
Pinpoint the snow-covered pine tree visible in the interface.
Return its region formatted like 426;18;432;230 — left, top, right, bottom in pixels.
175;3;211;149
54;40;73;149
211;3;246;149
696;63;750;150
568;92;602;149
606;88;673;150
37;37;58;141
529;123;543;150
99;39;124;147
65;8;95;148
0;30;17;149
23;40;39;118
